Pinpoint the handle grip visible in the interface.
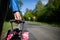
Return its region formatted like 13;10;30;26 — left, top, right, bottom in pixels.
10;19;25;23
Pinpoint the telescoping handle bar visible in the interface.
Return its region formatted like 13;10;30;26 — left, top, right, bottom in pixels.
10;19;25;23
10;19;25;31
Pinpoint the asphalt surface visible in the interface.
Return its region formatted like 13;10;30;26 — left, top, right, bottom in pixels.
14;21;60;40
22;21;60;40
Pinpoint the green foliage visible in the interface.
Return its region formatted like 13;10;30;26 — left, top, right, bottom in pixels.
24;9;33;21
24;0;60;23
33;0;46;21
54;0;60;9
45;0;60;22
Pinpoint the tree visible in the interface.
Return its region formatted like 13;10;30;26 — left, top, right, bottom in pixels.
53;0;60;22
33;0;45;21
45;0;60;22
24;9;33;21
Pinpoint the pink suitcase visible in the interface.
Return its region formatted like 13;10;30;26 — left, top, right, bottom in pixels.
5;20;29;40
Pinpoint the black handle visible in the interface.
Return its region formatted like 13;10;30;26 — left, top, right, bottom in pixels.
10;19;25;23
10;19;25;32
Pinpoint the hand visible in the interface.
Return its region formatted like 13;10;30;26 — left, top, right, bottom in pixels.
14;12;22;20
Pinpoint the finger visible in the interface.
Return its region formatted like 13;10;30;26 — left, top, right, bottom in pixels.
18;16;21;20
16;15;19;20
20;16;22;20
15;15;17;20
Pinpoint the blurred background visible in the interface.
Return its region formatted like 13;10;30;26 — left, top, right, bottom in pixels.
1;0;60;40
6;0;60;25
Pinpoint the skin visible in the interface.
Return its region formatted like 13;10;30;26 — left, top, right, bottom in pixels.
14;12;22;20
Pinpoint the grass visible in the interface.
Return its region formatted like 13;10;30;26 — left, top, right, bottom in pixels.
1;22;11;39
1;21;17;40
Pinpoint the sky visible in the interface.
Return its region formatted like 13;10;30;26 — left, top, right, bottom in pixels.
20;0;48;15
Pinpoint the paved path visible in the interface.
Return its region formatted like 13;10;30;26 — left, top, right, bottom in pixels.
23;22;60;40
13;21;60;40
